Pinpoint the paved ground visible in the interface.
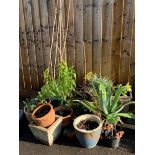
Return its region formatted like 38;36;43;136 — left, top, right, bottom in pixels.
19;115;135;155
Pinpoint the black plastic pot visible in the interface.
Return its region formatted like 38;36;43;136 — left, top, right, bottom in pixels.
103;138;120;149
46;97;62;108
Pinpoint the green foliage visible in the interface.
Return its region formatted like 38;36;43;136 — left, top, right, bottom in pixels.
23;96;39;113
75;73;135;125
113;82;132;97
38;62;76;106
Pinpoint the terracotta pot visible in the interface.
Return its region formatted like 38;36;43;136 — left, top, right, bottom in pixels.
23;106;33;123
32;104;55;127
54;105;73;127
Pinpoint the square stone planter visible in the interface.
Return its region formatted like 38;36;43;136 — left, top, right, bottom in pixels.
29;115;62;146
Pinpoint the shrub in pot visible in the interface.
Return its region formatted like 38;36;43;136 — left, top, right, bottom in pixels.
38;62;76;127
73;114;103;148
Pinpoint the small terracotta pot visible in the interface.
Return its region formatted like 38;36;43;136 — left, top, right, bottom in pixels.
54;105;73;127
23;106;33;123
32;104;55;127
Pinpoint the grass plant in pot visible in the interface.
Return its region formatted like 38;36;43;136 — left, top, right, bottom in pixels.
32;100;55;128
75;73;135;147
38;62;76;127
73;114;103;148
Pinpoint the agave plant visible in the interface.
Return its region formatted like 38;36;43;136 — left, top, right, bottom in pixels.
74;74;135;125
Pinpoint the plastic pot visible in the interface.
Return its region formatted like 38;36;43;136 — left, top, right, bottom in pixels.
103;137;120;149
73;114;102;148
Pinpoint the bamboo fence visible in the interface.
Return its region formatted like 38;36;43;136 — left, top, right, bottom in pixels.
19;0;135;97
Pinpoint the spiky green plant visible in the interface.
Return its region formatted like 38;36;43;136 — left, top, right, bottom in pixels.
74;74;134;125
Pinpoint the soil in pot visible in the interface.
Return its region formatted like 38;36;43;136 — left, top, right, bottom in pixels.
77;119;99;130
33;106;51;118
55;109;71;117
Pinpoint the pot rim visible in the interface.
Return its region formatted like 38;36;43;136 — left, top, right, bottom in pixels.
32;103;54;120
23;106;32;114
73;114;103;133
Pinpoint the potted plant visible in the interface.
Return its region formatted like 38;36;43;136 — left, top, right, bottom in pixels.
73;114;103;148
74;73;135;146
31;100;55;127
23;97;40;123
38;62;76;127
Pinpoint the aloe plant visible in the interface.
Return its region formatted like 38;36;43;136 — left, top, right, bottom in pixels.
74;73;135;125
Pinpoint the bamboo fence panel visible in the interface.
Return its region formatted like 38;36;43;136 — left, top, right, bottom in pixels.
119;0;134;84
22;0;39;90
19;0;135;96
129;2;135;86
111;0;124;84
92;0;103;74
31;0;44;87
19;0;32;90
19;46;25;89
74;0;85;83
38;0;51;69
83;0;93;73
65;0;75;67
101;0;114;78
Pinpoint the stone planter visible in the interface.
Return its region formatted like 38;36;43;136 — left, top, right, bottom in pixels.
29;115;62;146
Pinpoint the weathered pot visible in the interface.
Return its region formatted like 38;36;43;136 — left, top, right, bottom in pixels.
29;115;62;146
23;106;33;123
32;104;55;127
73;114;102;148
54;105;73;127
